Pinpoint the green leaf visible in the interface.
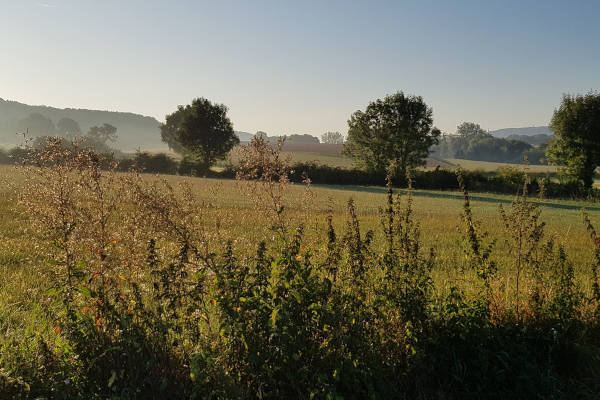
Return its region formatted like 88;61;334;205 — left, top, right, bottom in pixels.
75;286;92;299
270;307;280;327
46;287;59;296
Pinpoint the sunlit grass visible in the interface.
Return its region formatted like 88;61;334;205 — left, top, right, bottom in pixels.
1;164;597;301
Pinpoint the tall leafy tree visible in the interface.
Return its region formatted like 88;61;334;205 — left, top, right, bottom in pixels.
87;123;118;144
546;92;600;189
161;98;239;169
81;123;118;152
456;122;487;138
343;92;441;177
321;131;344;144
255;131;269;140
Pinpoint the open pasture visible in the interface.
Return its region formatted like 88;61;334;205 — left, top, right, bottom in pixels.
445;158;559;173
1;164;597;303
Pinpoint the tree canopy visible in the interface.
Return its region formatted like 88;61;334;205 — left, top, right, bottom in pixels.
321;131;344;144
343;92;440;177
456;122;487;138
87;123;117;144
546;91;600;188
161;98;239;169
56;117;81;137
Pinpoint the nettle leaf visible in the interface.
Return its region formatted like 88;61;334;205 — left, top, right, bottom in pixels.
76;286;93;299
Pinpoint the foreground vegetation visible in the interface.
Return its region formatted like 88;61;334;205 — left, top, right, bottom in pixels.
1;140;600;399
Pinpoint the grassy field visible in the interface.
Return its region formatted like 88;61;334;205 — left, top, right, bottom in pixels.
1;164;597;313
2;156;600;397
445;158;559;173
126;142;556;174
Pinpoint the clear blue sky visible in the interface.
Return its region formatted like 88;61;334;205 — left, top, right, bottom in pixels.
0;0;598;135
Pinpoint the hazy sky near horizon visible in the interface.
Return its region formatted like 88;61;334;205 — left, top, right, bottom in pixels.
0;0;598;136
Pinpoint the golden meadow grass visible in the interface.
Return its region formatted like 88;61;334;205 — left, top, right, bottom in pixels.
1;161;598;331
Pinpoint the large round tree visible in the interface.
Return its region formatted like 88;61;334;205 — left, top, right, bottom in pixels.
343;92;440;178
161;98;239;170
546;91;600;189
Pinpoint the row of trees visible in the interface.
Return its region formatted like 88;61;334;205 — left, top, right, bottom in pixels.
254;131;321;144
31;123;118;153
10;113;121;155
158;93;441;180
158;91;600;189
12;113;83;138
433;122;543;164
342;91;600;188
255;131;344;144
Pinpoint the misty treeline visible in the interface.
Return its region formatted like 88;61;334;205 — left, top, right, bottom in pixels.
253;131;324;144
0;98;553;166
6;112;121;155
0;98;162;149
252;131;344;145
432;122;549;164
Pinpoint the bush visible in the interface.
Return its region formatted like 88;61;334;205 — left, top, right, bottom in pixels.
497;166;526;188
121;151;179;174
7;148;31;165
178;154;209;176
0;148;9;164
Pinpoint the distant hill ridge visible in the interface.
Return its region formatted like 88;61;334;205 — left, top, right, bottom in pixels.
235;131;254;141
489;126;552;138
